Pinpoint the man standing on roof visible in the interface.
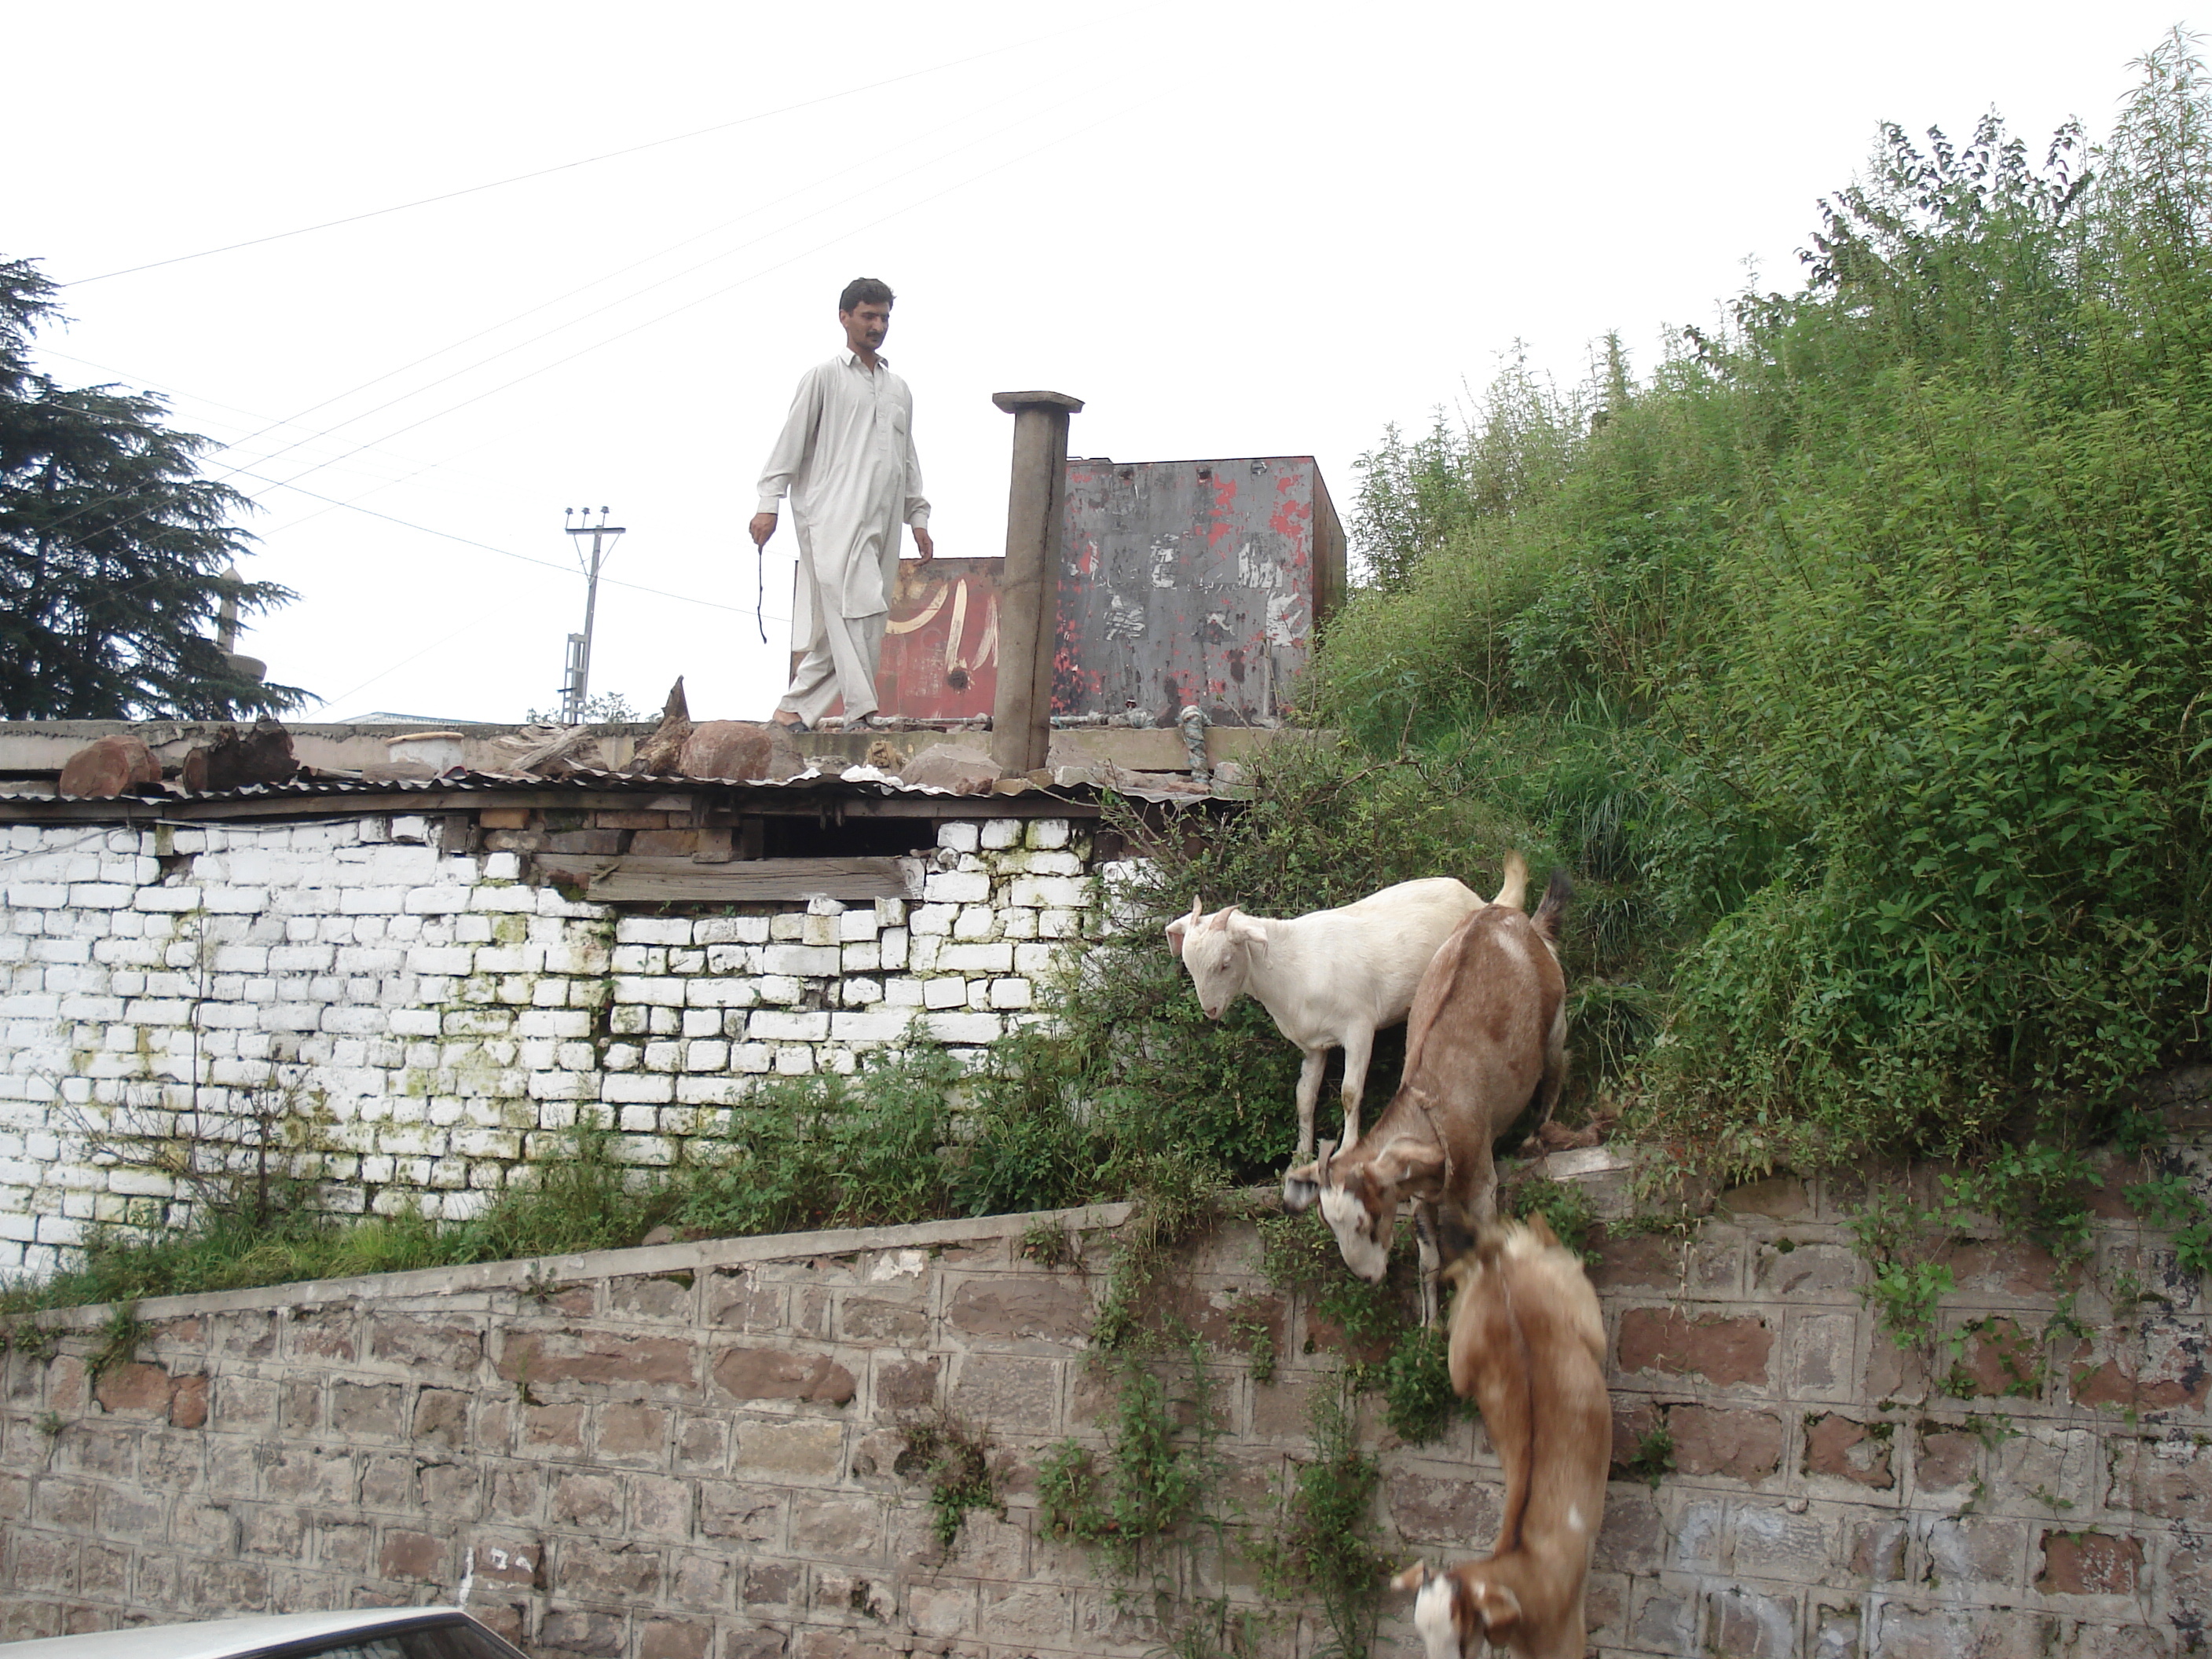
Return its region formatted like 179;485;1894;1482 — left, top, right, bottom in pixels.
751;276;933;733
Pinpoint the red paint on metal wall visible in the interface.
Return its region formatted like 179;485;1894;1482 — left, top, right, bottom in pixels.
877;456;1345;725
1205;471;1240;546
872;558;1002;720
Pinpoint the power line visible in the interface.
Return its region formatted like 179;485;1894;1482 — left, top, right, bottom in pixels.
309;599;518;712
225;464;786;620
230;96;1153;513
218;94;1060;494
255;436;509;537
25;86;1062;552
236;88;1038;447
27;355;528;554
28;95;1144;654
57;92;1134;606
35;348;450;489
64;18;1118;286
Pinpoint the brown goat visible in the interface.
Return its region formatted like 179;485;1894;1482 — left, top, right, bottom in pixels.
1392;1214;1609;1659
1282;864;1569;1317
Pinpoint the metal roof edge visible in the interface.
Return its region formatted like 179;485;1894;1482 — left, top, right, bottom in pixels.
0;763;1227;819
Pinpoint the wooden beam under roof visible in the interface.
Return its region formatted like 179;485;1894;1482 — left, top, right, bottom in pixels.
0;782;1106;826
534;854;921;903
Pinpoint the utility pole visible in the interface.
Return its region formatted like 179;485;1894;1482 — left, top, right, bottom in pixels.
559;507;625;724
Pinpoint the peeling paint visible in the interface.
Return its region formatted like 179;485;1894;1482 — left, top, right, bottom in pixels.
878;456;1344;726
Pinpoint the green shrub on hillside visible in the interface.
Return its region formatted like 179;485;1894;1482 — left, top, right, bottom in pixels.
1314;29;2212;1175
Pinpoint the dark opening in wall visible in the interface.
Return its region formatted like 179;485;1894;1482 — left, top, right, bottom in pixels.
757;815;938;860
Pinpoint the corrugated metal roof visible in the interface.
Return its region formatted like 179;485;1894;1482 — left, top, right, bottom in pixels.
0;762;1218;812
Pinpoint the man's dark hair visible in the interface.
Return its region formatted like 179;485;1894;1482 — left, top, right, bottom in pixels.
838;277;895;313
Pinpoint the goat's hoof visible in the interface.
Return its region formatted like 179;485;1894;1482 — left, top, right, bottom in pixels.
1282;1174;1318;1212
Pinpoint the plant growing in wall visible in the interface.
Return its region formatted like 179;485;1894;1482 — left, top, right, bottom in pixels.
1621;1421;1675;1490
87;1302;142;1383
66;1070;337;1237
1851;1190;1960;1350
1034;1263;1284;1659
1256;1207;1467;1445
1379;1324;1461;1445
1038;1347;1217;1587
2125;1170;2212;1279
1254;1383;1389;1659
896;1408;1006;1551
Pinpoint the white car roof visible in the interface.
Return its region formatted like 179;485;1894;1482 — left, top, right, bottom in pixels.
0;1608;499;1659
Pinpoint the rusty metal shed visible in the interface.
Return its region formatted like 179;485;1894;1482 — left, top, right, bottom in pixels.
875;455;1344;727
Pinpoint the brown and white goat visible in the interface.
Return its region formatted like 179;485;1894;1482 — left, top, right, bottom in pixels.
1166;870;1506;1171
1392;1214;1610;1659
1282;864;1569;1316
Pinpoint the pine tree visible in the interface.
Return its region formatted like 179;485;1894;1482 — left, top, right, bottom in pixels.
0;257;306;719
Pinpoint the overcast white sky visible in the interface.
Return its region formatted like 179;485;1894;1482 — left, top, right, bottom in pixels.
9;3;2195;725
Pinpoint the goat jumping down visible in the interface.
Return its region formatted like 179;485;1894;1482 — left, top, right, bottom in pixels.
1281;864;1569;1320
1166;865;1514;1172
1392;1214;1610;1659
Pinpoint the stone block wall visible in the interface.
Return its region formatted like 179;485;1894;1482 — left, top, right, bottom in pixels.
0;811;1102;1273
0;1148;2205;1659
1587;1142;2207;1658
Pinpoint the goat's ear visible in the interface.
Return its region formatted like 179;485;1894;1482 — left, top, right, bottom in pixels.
1389;1562;1430;1594
1315;1137;1338;1185
1468;1580;1522;1637
1164;899;1202;960
1524;1210;1560;1250
1473;1218;1512;1266
1369;1140;1445;1192
1222;908;1268;948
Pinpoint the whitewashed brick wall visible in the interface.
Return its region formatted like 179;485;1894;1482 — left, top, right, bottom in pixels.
0;811;1100;1275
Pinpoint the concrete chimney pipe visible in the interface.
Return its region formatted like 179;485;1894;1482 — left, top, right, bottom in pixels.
988;390;1083;776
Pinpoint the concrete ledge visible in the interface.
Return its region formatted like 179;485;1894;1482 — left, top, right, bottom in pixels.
28;1200;1135;1330
20;1155;1610;1332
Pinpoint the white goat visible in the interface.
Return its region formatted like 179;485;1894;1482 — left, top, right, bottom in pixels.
1165;862;1520;1175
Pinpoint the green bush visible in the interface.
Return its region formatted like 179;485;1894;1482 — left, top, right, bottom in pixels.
1379;1324;1463;1445
0;1114;667;1317
678;1049;965;1237
1310;29;2212;1178
458;1114;681;1260
1038;1346;1216;1584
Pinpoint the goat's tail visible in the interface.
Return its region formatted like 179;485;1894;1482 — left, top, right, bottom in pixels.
1532;866;1573;943
1490;850;1529;912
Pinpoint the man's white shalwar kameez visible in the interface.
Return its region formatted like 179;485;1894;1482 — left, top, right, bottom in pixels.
758;348;929;726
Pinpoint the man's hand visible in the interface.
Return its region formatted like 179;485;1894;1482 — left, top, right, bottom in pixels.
912;526;935;562
749;511;778;548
